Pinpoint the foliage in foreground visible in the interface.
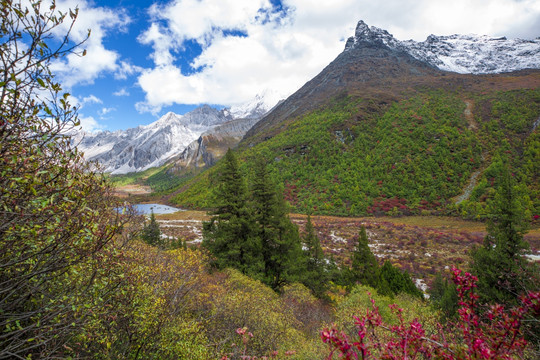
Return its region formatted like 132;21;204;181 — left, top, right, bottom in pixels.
322;268;540;360
0;1;130;357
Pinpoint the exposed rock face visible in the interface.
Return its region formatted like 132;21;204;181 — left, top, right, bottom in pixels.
73;108;230;174
245;21;441;141
170;117;259;172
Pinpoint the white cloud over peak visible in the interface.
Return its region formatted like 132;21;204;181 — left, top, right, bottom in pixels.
134;0;540;114
136;0;351;113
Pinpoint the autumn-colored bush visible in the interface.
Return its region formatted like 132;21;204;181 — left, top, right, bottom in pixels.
322;268;540;359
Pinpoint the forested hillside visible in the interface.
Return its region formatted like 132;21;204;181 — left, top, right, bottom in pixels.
172;85;540;220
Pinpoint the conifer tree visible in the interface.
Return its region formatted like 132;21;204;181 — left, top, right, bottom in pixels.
349;226;379;288
429;272;459;320
203;149;263;277
141;210;163;247
251;156;305;290
302;214;329;298
378;261;423;298
470;163;536;306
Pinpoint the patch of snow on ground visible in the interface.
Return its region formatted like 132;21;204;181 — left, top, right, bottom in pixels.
329;231;347;243
525;253;540;262
415;278;429;299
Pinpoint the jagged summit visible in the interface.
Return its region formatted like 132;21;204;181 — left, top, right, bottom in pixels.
344;20;400;50
345;20;540;74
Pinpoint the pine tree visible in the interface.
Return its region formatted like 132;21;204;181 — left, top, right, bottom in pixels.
141;210;163;248
429;273;459;320
349;226;379;288
302;214;329;298
470;163;536;305
202;149;263;277
379;261;423;298
251;157;306;290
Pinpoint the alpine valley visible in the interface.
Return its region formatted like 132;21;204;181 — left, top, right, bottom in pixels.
83;18;540;291
6;2;540;357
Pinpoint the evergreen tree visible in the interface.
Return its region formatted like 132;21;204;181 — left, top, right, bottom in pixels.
429;273;459;320
202;149;263;277
302;214;329;298
379;261;423;298
470;163;536;305
141;210;163;248
349;226;379;289
251;157;306;290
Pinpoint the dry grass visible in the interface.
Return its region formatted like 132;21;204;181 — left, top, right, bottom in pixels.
113;184;152;198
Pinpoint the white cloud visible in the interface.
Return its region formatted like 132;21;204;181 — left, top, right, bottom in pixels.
78;115;103;132
113;88;130;96
114;61;144;80
49;0;131;87
130;0;540;113
99;107;116;116
81;94;102;105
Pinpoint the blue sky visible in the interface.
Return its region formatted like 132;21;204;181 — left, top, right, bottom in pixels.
48;0;540;131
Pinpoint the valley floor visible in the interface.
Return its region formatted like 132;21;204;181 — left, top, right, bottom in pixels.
154;210;540;287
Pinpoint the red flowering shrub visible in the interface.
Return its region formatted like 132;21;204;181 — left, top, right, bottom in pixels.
322;267;540;359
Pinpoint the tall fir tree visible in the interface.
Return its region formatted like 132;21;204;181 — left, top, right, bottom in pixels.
470;163;536;305
349;226;379;289
251;156;306;290
302;214;329;298
429;272;459;320
202;149;263;277
141;210;163;248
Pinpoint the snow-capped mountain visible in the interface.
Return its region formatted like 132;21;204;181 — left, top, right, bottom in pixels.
345;20;540;74
74;99;274;174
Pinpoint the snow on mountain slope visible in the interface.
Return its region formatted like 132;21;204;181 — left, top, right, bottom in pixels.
74;98;273;174
345;20;540;74
75;107;230;174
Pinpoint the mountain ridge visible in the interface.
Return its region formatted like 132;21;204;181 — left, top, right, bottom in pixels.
75;97;274;174
244;20;540;142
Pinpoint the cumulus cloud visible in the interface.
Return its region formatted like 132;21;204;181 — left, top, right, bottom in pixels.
49;0;130;87
132;0;539;113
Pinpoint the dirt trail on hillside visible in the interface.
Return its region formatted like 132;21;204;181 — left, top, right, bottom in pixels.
455;100;485;204
464;100;477;130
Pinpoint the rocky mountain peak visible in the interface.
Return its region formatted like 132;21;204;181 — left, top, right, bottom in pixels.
345;20;400;51
345;20;540;74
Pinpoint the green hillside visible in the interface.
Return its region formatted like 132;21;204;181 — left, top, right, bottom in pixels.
171;87;540;219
